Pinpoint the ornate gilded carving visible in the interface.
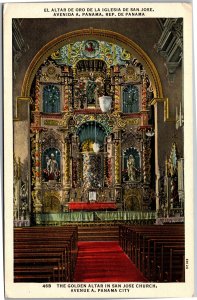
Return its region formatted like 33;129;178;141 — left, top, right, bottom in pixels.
40;129;63;151
123;188;143;210
18;28;167;219
81;139;94;152
21;29;163;101
30;134;36;186
73;113;112;135
51;40;132;68
42;191;61;213
111;112;127;130
74;65;106;110
32;132;41;185
143;137;151;184
35;78;40;112
162;143;182;217
40;61;61;83
32;190;42;213
64;75;69;111
31;112;41;128
141;72;147;110
122;128;141;150
64;138;70;187
43;119;60;126
125;118;140;125
114;140;121;185
62;112;73;128
166;143;177;177
72;158;78;188
120;64;141;83
35;131;41;185
114;77;121;111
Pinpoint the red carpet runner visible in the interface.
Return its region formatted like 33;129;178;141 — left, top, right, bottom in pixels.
74;241;147;282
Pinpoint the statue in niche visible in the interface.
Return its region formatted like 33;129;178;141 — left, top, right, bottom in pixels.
127;154;136;181
46;153;59;180
86;73;97;105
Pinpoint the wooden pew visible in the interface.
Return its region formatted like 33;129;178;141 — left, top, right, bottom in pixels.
119;224;185;282
14;225;78;282
14;242;72;281
139;233;184;274
146;239;184;281
14;257;62;281
160;245;185;282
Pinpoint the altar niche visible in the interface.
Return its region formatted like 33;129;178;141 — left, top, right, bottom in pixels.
76;120;106;200
123;148;141;182
82;152;103;190
42;148;61;182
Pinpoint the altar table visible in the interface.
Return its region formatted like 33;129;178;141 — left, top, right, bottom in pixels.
68;202;117;211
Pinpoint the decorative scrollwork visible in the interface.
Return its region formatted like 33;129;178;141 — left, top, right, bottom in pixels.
32;190;42;213
143;138;151;183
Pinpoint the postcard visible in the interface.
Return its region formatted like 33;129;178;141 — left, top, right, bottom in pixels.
3;1;194;298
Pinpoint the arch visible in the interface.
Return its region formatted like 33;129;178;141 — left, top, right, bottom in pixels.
21;28;163;98
77;121;107;146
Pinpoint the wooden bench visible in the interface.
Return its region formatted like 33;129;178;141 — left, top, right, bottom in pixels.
119;224;185;282
14;225;78;282
14;257;62;281
145;239;184;281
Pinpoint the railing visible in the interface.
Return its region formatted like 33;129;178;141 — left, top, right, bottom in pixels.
32;211;156;225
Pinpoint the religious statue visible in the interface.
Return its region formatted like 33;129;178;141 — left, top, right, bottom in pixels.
47;153;59;180
86;73;97;105
127;154;136;181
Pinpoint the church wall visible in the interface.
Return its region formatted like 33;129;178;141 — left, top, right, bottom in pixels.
14;120;29;165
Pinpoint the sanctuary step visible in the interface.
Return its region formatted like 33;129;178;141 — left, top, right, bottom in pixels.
78;225;119;241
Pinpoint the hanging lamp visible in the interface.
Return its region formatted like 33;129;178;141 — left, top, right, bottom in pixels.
93;120;100;154
146;128;155;137
99;95;112;113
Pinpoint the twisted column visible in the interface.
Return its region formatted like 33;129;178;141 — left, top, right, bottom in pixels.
64;138;70;188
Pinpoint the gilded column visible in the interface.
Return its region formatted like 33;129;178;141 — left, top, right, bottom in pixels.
141;74;147;110
142;135;151;184
35;130;41;187
140;74;149;126
106;136;113;187
63;66;69;111
114;66;121;111
114;136;121;185
31;130;42;216
35;78;40;112
104;154;108;186
64;137;71;188
64;77;69;112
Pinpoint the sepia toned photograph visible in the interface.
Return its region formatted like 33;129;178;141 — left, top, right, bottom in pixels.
3;2;194;298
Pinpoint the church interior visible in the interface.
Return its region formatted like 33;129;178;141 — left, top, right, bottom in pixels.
13;18;185;283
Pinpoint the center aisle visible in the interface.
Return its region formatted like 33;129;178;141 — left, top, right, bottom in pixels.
74;241;147;282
